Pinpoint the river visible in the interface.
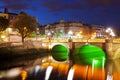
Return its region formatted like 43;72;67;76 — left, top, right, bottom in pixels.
0;55;120;80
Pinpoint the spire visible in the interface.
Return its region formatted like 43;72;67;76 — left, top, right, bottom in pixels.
4;7;8;13
60;18;65;24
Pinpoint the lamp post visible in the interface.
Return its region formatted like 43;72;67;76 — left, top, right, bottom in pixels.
47;32;51;50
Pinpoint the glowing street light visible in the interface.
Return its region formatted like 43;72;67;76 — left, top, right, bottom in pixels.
106;28;115;38
47;32;51;36
68;30;73;39
106;28;112;33
68;30;73;35
110;32;115;37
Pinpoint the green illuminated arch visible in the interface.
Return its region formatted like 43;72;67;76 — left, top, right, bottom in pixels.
51;44;69;61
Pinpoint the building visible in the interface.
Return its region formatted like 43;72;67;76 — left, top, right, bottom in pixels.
44;19;106;39
0;8;18;25
0;8;20;42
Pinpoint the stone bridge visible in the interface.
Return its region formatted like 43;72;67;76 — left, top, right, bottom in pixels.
25;38;120;59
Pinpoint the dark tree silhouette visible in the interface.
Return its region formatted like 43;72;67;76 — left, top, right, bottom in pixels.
0;16;9;32
13;12;38;42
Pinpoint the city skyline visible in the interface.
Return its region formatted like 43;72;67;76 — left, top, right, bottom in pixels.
0;0;120;29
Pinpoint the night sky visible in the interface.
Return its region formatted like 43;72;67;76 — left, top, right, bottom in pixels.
0;0;120;29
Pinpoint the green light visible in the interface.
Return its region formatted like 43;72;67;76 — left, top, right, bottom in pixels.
51;45;69;61
77;44;106;67
29;31;36;37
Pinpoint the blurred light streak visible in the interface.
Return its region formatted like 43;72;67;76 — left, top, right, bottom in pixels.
67;68;74;80
45;66;53;80
21;70;27;80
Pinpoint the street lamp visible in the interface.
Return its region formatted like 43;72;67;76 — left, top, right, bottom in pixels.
68;30;73;39
47;32;51;36
106;28;115;38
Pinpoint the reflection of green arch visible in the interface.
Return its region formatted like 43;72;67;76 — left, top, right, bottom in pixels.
113;48;120;59
75;44;106;67
51;44;69;61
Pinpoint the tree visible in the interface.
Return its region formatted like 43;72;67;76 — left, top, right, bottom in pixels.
13;12;38;42
0;16;9;32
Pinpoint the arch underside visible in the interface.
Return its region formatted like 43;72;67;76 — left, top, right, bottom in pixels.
114;48;120;59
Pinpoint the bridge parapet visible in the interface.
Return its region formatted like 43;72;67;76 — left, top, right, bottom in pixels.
113;39;120;43
87;39;105;43
42;39;68;43
42;39;106;43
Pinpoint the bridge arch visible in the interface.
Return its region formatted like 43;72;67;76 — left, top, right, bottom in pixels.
113;48;120;59
50;43;69;49
51;44;69;61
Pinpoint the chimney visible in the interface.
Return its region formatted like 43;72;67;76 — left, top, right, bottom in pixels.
4;8;8;13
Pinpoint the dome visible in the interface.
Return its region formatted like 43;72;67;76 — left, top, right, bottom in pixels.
51;45;69;61
78;44;106;67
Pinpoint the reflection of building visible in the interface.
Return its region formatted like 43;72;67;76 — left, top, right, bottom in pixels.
44;19;106;38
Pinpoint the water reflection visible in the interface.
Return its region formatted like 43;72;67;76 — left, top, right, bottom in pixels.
0;57;120;80
106;59;120;80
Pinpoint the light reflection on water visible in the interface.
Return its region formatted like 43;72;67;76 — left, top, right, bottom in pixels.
0;56;120;80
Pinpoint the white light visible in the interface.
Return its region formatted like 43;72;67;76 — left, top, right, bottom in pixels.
45;66;53;80
6;68;22;78
35;65;41;74
68;30;73;35
102;57;105;71
92;59;98;75
51;31;54;33
106;28;112;33
67;68;74;80
106;72;113;80
42;59;46;63
42;43;46;47
110;32;115;37
48;32;51;36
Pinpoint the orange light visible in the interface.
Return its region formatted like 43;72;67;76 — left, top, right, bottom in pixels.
21;70;27;80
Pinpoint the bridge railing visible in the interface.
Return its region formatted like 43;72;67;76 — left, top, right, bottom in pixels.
41;39;106;43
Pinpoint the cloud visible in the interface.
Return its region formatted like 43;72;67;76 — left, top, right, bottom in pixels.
40;0;84;12
1;0;119;13
40;0;120;13
0;0;37;10
83;0;120;8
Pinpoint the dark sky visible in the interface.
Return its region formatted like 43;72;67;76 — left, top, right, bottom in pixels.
0;0;120;29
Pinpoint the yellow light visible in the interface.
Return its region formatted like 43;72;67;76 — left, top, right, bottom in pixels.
1;35;6;39
21;70;27;80
7;28;12;34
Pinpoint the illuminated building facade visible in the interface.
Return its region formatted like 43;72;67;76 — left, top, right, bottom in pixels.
44;19;106;38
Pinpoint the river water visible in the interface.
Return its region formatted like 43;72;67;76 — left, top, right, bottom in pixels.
0;55;120;80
